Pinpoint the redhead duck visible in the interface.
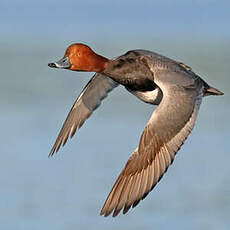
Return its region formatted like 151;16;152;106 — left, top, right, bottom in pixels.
48;43;223;217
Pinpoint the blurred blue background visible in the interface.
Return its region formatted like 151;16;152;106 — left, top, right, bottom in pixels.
1;0;229;229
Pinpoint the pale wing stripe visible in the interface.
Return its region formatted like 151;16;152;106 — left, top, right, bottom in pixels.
145;164;153;196
138;167;149;201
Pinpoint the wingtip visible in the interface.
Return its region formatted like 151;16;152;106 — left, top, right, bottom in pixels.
48;148;56;157
100;207;107;217
100;208;122;218
100;210;111;218
48;143;61;157
100;205;118;217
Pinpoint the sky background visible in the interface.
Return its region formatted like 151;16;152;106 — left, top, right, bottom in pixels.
0;1;229;230
1;0;230;41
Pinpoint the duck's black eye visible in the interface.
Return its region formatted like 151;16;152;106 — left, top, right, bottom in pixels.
77;52;82;57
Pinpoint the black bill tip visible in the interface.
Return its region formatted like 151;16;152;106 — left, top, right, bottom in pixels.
48;62;57;68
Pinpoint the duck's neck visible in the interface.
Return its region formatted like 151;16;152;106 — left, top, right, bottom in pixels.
86;52;109;73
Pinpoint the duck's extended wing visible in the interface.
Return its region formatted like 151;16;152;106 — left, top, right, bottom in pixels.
100;70;203;217
49;73;118;156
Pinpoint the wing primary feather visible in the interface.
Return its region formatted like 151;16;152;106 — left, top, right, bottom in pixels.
62;131;69;147
112;175;132;217
70;123;77;138
100;176;123;216
104;178;126;217
55;139;62;153
131;169;144;208
123;173;138;214
138;166;149;200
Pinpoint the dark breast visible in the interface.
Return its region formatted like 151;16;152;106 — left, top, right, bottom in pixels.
104;51;156;91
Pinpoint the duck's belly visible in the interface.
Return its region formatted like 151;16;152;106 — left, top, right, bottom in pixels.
126;87;163;105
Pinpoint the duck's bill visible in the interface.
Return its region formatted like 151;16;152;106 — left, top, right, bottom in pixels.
48;56;71;69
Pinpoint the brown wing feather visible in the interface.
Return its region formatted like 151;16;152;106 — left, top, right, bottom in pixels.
100;84;202;217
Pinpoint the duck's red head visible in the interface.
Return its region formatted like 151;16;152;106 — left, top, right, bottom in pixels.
48;43;108;73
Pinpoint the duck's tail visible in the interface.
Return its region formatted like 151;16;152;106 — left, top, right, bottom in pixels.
203;82;224;96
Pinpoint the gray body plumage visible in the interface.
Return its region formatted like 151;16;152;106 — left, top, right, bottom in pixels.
49;49;223;217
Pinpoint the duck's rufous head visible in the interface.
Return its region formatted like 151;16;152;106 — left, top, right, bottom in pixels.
48;43;108;73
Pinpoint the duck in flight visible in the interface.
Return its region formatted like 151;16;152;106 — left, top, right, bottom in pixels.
48;43;223;217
